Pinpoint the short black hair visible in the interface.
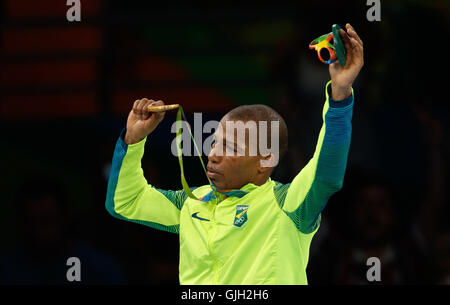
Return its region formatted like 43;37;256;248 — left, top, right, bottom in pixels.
224;104;288;165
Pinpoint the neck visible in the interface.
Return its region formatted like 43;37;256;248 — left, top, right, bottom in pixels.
249;175;270;188
218;177;269;191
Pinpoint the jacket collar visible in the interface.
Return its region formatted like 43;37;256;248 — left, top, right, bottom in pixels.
199;178;271;203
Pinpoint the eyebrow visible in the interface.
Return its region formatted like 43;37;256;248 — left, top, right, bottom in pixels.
212;135;237;152
213;133;235;144
223;139;237;148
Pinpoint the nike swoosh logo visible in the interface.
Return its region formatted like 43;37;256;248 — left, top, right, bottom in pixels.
192;212;210;222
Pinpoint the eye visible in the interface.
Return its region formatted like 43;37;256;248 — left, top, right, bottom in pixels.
226;142;237;152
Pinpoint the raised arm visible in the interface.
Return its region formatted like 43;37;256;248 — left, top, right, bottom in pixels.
280;83;354;233
105;99;187;233
276;24;363;234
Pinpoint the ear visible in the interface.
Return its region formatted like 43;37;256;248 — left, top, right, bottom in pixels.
258;153;277;173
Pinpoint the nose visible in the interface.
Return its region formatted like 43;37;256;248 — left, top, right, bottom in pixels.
208;143;222;164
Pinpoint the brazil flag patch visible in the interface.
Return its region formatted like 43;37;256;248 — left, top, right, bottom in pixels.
233;205;249;228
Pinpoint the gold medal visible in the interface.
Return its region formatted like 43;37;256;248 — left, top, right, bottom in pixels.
147;104;179;112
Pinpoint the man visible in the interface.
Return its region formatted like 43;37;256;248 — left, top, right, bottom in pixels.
106;23;364;284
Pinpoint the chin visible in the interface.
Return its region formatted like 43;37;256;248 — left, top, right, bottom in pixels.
212;180;228;191
213;182;225;190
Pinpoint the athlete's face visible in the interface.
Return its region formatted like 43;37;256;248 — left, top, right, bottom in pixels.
206;116;267;190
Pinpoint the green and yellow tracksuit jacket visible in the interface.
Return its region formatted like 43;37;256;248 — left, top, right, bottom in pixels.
105;81;354;285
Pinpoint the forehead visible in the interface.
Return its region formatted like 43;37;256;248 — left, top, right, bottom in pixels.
214;119;233;141
215;117;258;145
218;115;249;129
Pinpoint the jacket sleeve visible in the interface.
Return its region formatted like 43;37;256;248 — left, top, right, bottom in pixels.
105;129;188;234
280;80;354;234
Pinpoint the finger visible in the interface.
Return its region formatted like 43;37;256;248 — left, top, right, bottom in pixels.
133;99;144;118
339;29;356;65
153;100;166;121
350;37;364;65
350;37;363;55
132;99;140;115
339;29;353;54
150;100;165;107
148;100;166;118
138;98;150;120
144;99;157;120
141;99;152;120
146;100;164;113
346;24;364;47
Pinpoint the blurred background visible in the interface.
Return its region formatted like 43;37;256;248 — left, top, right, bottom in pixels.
0;0;449;284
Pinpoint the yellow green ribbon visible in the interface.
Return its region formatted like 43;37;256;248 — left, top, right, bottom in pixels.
175;106;213;201
175;106;249;203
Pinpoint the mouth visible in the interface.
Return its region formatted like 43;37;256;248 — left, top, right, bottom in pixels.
206;166;221;179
